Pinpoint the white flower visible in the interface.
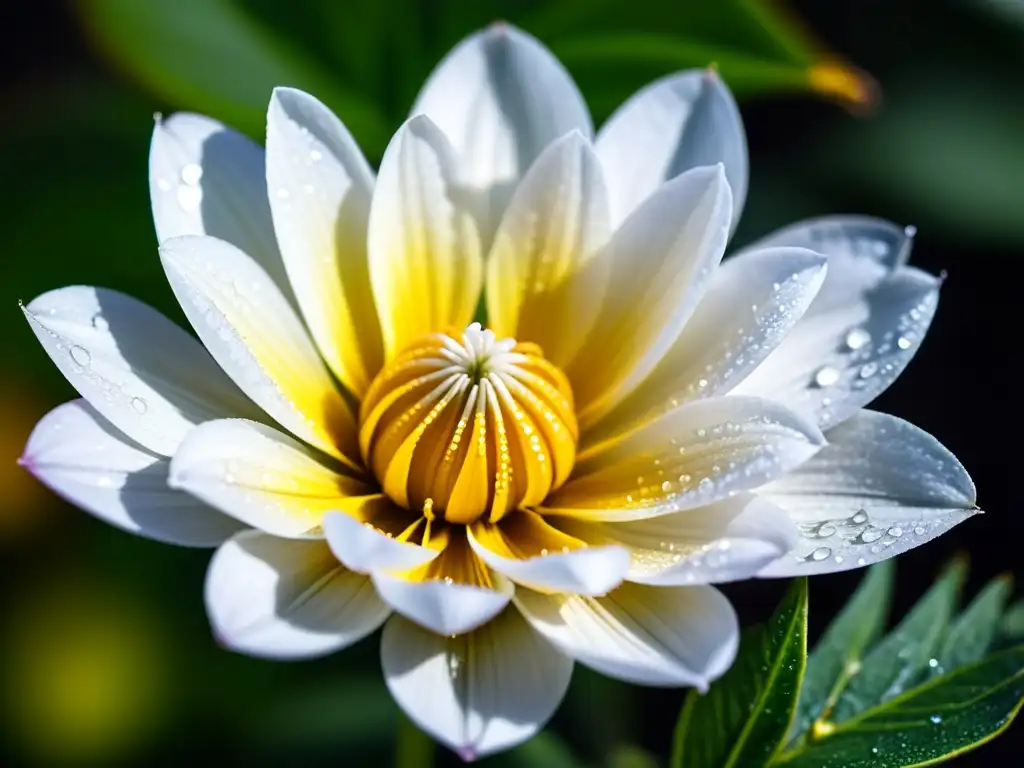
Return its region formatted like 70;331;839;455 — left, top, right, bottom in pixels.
20;23;976;760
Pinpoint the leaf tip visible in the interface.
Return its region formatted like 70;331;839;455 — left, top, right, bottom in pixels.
807;60;880;113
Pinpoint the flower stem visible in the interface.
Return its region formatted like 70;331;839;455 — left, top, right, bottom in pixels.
395;712;434;768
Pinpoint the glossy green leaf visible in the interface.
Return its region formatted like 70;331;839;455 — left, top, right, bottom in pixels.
672;578;808;768
935;575;1013;673
76;0;390;150
773;645;1024;768
788;560;895;745
828;559;966;724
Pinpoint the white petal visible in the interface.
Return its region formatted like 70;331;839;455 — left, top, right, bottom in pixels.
323;511;438;574
734;217;932;430
160;234;359;464
169;419;374;538
736;215;914;286
549;396;826;522
567;164;733;426
486;130;612;368
23;286;257;457
411;23;592;231
596;70;748;231
468;523;630;595
149;112;292;298
560;495;797;586
206;531;390;659
583;247;827;449
372;571;513;637
265;87;382;395
516;582;738;690
381;610;572;760
22;400;244;547
757;410;978;576
367;115;484;359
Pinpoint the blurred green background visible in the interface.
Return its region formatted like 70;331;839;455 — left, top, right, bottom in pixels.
1;0;1021;765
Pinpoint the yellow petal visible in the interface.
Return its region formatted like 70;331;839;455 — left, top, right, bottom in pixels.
368;115;483;359
543;396;825;522
169;419;377;537
564;165;732;429
486;132;611;368
266;87;383;396
160;235;360;467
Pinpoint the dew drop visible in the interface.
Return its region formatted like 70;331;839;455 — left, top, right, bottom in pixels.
897;336;913;350
844;328;871;350
930;715;943;724
813;365;840;387
69;345;91;366
807;546;831;562
177;184;203;210
914;525;926;536
887;526;903;538
180;163;203;185
851;510;869;524
859;362;878;378
131;397;148;414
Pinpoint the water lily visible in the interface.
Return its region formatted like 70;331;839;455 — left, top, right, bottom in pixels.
20;23;976;760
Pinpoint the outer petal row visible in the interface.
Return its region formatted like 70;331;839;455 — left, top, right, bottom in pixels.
21;400;243;547
758;410;978;576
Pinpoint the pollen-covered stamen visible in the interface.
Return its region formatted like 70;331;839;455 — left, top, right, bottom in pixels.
360;323;578;525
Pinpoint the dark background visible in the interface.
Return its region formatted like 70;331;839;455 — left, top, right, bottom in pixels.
0;0;1020;765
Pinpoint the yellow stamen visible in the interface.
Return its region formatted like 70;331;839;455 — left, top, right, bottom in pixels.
360;323;578;525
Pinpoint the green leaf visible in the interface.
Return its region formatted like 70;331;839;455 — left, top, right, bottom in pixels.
1000;600;1024;643
548;34;873;123
789;560;895;745
672;578;808;768
828;559;966;724
936;575;1013;673
76;0;390;151
523;0;816;65
773;645;1024;768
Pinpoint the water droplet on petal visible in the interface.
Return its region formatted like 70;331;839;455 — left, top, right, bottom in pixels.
180;163;203;185
131;397;148;414
859;362;878;378
845;328;871;350
807;546;831;561
813;365;840;387
177;184;203;210
69;345;91;366
887;526;903;538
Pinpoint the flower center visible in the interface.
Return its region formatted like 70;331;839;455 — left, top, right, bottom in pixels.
359;323;578;525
